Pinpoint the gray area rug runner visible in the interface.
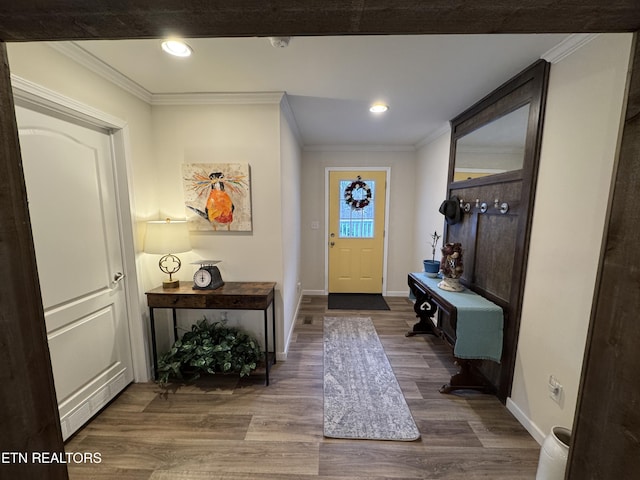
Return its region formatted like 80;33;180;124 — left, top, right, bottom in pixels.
323;316;420;441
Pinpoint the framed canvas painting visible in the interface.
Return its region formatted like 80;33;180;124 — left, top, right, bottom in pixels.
182;163;252;232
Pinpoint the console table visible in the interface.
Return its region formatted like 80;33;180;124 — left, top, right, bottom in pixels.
146;282;276;385
408;272;503;393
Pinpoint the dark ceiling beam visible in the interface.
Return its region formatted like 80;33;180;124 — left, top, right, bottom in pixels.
0;0;639;41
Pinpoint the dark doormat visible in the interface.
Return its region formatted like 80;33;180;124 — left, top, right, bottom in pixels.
328;293;390;310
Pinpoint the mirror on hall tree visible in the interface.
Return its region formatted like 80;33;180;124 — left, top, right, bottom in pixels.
453;103;530;182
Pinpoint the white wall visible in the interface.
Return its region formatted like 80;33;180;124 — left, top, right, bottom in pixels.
7;43;156;219
150;102;290;354
413;130;452;268
300;148;416;295
279;104;303;354
509;33;633;442
150;103;281;280
7;43;298;375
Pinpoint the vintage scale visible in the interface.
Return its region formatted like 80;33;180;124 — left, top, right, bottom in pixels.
192;260;224;290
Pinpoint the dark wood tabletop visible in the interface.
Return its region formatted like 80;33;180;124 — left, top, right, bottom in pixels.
145;282;276;310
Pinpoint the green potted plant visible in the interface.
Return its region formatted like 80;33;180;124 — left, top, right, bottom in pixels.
156;317;262;385
423;230;441;277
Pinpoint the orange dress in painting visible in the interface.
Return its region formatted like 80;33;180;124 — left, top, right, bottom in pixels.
206;188;234;226
184;169;246;231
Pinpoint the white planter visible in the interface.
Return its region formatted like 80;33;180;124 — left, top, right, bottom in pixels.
536;426;571;480
437;276;464;291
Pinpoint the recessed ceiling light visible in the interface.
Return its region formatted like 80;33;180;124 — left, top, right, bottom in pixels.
369;103;389;113
161;39;193;57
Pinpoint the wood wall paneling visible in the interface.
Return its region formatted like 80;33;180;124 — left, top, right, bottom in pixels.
0;43;68;480
449;181;523;302
0;1;639;39
446;60;550;401
475;213;518;300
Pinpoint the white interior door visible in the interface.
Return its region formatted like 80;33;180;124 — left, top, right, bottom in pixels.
16;105;134;440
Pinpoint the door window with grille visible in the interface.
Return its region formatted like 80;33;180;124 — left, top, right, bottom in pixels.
339;177;376;238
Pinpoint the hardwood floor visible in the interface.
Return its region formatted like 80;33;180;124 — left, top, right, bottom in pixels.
65;295;541;479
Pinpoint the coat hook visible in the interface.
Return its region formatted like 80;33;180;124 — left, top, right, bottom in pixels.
500;202;509;214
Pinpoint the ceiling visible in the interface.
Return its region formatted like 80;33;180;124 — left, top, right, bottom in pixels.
64;34;571;147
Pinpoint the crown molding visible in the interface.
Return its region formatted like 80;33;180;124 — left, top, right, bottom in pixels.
47;41;152;103
279;93;303;147
414;123;451;149
150;91;285;105
37;42;304;148
47;42;286;108
303;144;415;152
541;33;599;64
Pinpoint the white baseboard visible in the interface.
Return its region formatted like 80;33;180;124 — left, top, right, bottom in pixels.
279;293;304;360
59;369;129;440
302;289;411;297
386;290;410;297
506;397;546;445
302;289;325;295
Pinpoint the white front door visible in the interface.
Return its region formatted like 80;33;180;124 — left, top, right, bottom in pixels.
17;105;134;440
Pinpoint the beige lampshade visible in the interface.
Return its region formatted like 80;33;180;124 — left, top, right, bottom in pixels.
143;219;191;254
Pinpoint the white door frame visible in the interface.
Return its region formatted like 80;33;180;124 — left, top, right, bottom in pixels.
11;75;149;382
324;166;391;295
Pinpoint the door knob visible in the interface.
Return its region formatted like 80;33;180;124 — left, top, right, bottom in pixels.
330;241;335;247
112;272;125;286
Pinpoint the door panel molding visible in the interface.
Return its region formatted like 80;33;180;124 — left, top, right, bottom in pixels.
10;76;149;385
11;74;151;382
17;104;135;440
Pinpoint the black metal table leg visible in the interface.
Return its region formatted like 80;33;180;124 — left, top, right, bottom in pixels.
263;308;269;385
172;308;178;343
149;307;158;380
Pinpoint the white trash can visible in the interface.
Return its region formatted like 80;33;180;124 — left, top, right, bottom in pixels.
536;426;571;480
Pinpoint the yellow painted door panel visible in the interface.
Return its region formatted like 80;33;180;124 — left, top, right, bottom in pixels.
328;170;386;293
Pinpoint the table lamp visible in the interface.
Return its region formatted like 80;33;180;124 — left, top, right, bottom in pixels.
144;218;191;288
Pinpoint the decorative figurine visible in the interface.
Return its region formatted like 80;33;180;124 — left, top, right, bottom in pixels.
438;242;464;292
